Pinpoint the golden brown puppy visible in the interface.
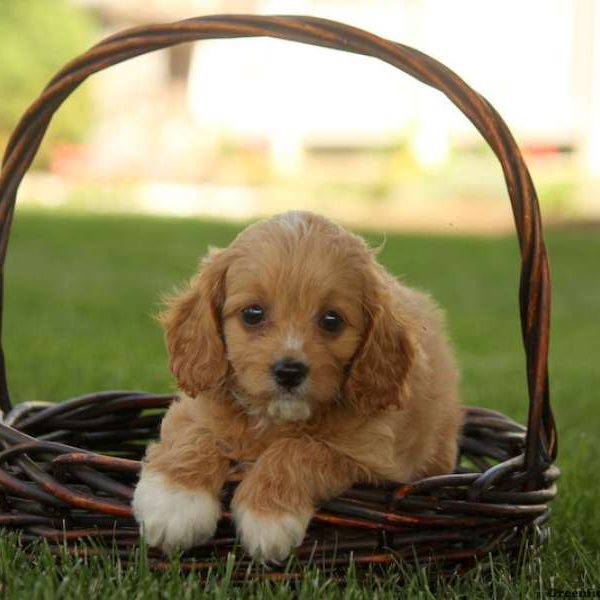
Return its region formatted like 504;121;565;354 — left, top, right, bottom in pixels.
132;211;462;561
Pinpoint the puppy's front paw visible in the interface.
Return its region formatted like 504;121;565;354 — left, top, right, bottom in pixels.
132;470;221;553
232;503;312;562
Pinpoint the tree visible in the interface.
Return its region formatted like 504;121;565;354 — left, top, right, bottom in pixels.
0;0;97;166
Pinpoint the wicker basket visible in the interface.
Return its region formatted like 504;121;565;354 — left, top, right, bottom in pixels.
0;15;558;577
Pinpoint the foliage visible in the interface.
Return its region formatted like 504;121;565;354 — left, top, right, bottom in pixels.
0;0;96;164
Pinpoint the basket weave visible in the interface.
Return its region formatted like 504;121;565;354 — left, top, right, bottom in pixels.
0;15;558;577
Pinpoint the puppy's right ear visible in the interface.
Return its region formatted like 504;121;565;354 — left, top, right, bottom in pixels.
344;263;417;416
160;247;230;397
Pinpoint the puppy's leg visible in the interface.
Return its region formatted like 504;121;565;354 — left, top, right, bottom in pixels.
232;437;368;562
420;436;459;478
132;397;229;553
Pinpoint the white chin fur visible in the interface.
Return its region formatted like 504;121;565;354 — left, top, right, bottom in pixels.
233;504;312;562
132;470;221;553
267;398;311;421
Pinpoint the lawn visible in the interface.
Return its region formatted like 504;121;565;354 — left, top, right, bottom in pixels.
0;209;598;598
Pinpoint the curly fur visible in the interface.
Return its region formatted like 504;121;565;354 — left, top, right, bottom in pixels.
159;247;230;396
135;211;463;561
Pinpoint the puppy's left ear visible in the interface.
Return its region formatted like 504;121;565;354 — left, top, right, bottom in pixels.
344;265;417;415
160;247;231;397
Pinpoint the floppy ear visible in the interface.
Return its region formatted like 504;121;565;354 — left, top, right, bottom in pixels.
344;266;416;415
160;248;230;397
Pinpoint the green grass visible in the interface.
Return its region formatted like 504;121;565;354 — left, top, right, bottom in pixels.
1;209;599;598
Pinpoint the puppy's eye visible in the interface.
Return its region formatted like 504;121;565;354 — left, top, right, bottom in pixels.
241;304;265;326
318;310;345;333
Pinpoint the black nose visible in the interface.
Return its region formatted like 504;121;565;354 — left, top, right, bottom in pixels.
271;359;309;389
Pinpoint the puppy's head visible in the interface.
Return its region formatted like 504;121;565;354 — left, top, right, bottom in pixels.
162;211;415;421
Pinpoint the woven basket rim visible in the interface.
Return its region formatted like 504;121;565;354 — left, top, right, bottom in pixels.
0;391;558;574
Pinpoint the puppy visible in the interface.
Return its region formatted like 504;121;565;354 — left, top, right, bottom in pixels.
132;211;462;561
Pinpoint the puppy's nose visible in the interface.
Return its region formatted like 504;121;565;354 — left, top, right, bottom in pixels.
271;359;309;389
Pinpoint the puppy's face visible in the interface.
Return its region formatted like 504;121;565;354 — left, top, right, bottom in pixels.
221;225;365;421
162;212;415;422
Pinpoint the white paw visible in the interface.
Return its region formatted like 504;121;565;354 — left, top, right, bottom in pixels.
232;503;311;562
132;470;221;553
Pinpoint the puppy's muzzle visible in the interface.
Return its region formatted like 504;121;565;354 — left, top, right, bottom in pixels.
271;358;309;390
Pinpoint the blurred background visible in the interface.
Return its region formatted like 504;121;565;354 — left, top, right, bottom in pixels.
3;0;600;233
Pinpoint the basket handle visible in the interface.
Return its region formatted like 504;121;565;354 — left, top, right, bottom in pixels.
0;14;556;485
